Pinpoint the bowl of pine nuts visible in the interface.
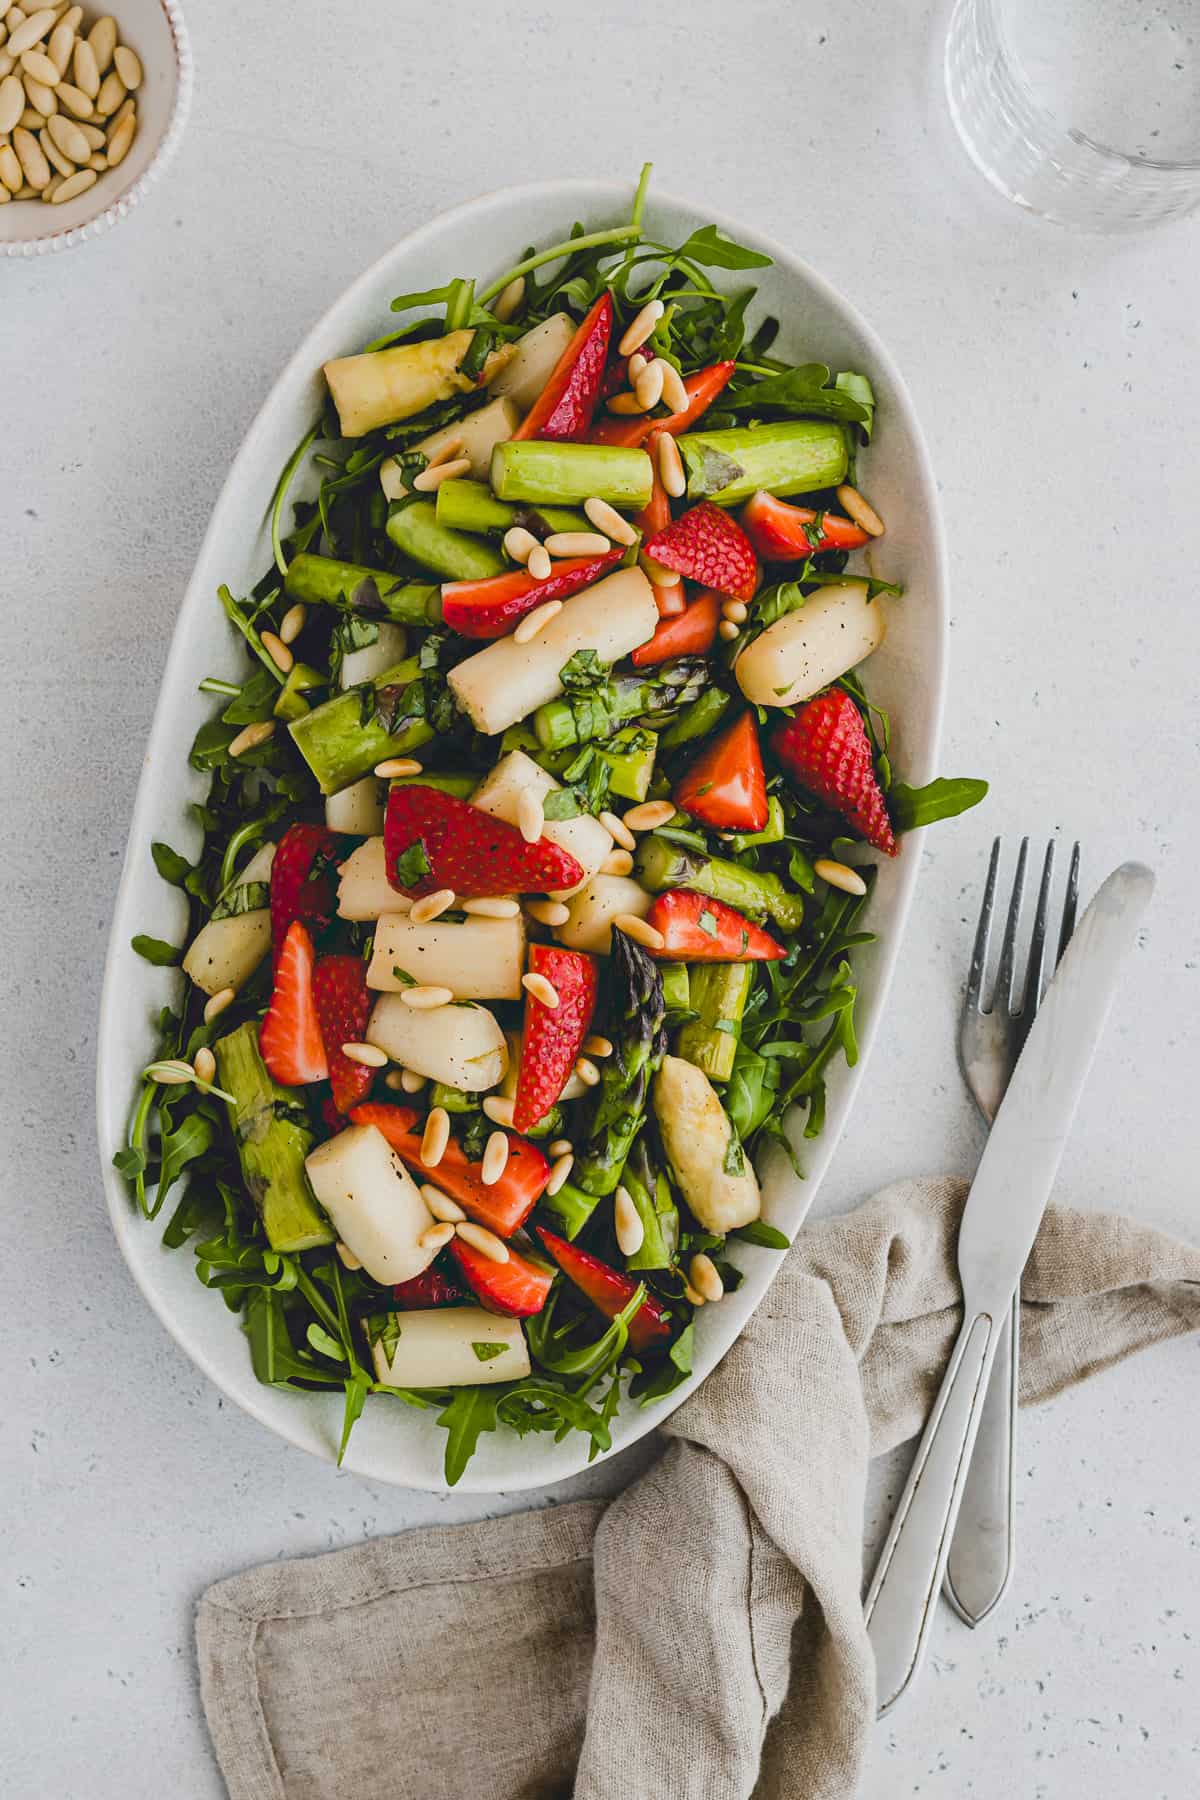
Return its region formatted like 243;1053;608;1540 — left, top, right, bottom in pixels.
0;0;191;255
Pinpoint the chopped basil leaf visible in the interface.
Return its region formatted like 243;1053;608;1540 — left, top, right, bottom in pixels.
393;842;431;887
131;934;181;966
472;1341;507;1363
697;908;718;938
391;966;417;985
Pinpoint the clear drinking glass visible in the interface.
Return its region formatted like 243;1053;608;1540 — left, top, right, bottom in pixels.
944;0;1200;229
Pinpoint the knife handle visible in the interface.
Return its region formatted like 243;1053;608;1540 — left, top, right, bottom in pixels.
864;1310;998;1714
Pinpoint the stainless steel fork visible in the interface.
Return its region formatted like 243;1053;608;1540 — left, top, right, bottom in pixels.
943;838;1080;1626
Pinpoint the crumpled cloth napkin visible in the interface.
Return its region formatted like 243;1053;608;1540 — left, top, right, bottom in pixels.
197;1176;1200;1800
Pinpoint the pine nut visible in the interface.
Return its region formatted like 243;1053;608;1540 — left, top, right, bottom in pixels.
39;125;72;175
148;1059;194;1086
108;92;132;128
622;799;676;832
18;107;42;128
87;151;107;174
583;1034;613;1058
527;544;552;580
525;898;569;927
412;455;472;493
373;756;422;777
203;986;236;1024
606;390;648;416
600;848;633;876
599;810;635;852
517;787;544;844
641;556;679;589
279;602;306;645
94;67;123;115
522;971;559;1009
418;1222;456;1253
0;73;21;132
543;531;610;557
20;46;57;83
6;8;53;55
627;351;648;381
634;359;665;411
112;42;139;88
480;1130;509;1187
482;1094;515;1127
584;496;638;547
0;187;9;205
383;1069;407;1091
400;984;454;1010
55;78;92;115
47;109;92;166
618;298;664;357
690;1252;724;1303
102;102;131;164
61;7;83;31
420;1106;450;1166
74;115;103;145
721;600;748;624
421;1185;465;1223
545;1152;574;1196
70;34;95;93
342;1041;387;1068
835;483;885;537
259;629;293;674
456;1221;509;1264
4;7;23;23
813;857;868;897
659;364;688;417
335;1241;362;1271
193;1045;217;1085
574;1055;601;1087
612;913;665;952
0;54;10;79
513;598;563;644
461;895;520;918
492;274;525;323
548;1138;572;1159
228;719;274;758
23;75;56;115
40;173;60;200
503;525;537;564
85;13;115;71
655;430;686;498
46;19;72;73
13;121;50;186
684;1282;706;1306
718;620;740;642
614;1185;644;1257
399;1068;427;1093
410;887;456;924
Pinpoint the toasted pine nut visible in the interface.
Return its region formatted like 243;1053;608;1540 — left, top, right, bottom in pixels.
113;43;141;89
660;362;689;416
384;1069;408;1091
193;1046;217;1085
480;1130;509;1186
634;359;665;411
399;1067;427;1093
412;455;471;493
0;75;22;134
574;1056;601;1087
400;985;454;1010
46;19;72;74
583;1034;613;1058
622;798;676;832
718;620;740;642
71;35;96;94
373;756;422;777
545;1152;574;1196
522;971;559;1009
456;1220;509;1263
21;47;58;84
525;897;570;927
684;1282;706;1306
40;125;74;176
527;544;552;581
335;1241;362;1271
627;351;648;380
461;895;520;918
11;122;47;185
420;1106;450;1166
618;298;664;357
418;1222;456;1253
6;9;54;56
517;787;544;844
599;810;635;852
203;986;236;1024
612;913;665;952
104;105;133;167
410;887;456;924
108;92;132;128
23;74;57;116
690;1252;724;1303
835;483;885;537
422;1184;466;1223
543;531;610;557
813;857;868;897
55;78;92;116
61;7;84;31
74;115;103;145
606;390;648;416
48;111;91;164
86;13;115;71
18;108;43;130
641;556;678;589
600;848;634;877
148;1059;195;1086
482;1094;515;1127
655;430;686;498
513;598;562;644
503;525;537;564
548;1138;572;1159
94;68;124;116
260;629;293;674
614;1185;644;1257
721;600;748;624
584;496;638;546
425;435;465;470
228;719;275;758
41;174;62;200
342;1041;387;1068
492;274;525;322
279;602;306;645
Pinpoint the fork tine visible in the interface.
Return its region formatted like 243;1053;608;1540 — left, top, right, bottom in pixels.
993;836;1029;1013
1020;840;1055;1030
965;837;1002;1012
1057;841;1081;966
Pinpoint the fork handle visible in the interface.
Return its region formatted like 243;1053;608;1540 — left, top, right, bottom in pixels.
864;1310;998;1715
944;1291;1018;1625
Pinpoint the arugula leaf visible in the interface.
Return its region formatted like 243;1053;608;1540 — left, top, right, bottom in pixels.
393;841;431;887
633;1324;694;1404
732;363;872;426
732;1220;791;1250
541;788;582;821
151;842;193;887
437;1386;500;1486
338;1374;371;1467
674;225;773;271
890;778;989;832
131;934;181;966
112;1145;147;1181
154;1112;215;1218
834;371;876;439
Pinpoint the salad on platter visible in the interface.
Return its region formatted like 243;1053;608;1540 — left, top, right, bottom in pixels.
115;166;985;1484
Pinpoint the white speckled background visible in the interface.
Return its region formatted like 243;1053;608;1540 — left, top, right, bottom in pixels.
3;2;1198;1793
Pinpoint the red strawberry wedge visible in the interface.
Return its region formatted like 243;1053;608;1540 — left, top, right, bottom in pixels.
644;501;758;603
349;1103;549;1238
260;921;329;1085
393;1262;466;1308
312;955;374;1113
512;292;613;442
449;1237;554;1317
269;823;341;963
441;548;623;639
772;689;897;855
741;489;870;561
384;784;585;898
536;1228;672;1352
513;945;598;1132
644;891;784;963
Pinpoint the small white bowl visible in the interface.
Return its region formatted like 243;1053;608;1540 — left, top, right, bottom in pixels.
0;0;192;258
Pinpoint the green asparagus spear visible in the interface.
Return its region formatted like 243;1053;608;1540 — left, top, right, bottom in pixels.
385;500;506;581
723;795;786;853
389;771;477;799
598;727;657;801
434;479;589;539
659;962;691;1013
533;658;709;751
676;962;754;1082
215;1023;332;1253
283;552;441;626
659;685;732;752
288;658;435;795
490;441;654;510
677;421;847;506
272;662;325;721
621;1136;679;1271
634;833;805;932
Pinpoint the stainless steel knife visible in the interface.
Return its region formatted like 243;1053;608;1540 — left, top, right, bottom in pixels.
863;860;1155;1716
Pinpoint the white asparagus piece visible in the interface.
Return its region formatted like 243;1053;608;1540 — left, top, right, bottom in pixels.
337;837;412;921
653;1055;761;1232
489;313;575;413
371;1306;530;1388
325;776;387;836
305;1124;436;1286
734;580;886;708
379;396;519;497
471;749;612;900
366;994;508;1090
367;911;526;999
554;874;652;955
339;620;408;689
182;911;271;996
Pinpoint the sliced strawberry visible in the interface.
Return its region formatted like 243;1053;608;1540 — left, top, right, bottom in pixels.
637;444;686;618
673;710;768;831
269;823;341;964
349;1103;550;1237
259;921;329;1085
741;489;870;561
392;1261;465;1308
448;1237;554;1317
535;1227;672;1352
512;945;598;1133
384;784;585;898
320;1094;351;1137
512;292;613;442
441;548;623;639
312;955;374;1113
644;890;785;962
645;501;758;603
599;349;654;401
771;688;896;855
630;590;720;667
591;360;735;447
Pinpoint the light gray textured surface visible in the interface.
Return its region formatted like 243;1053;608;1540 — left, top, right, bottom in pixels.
2;2;1197;1795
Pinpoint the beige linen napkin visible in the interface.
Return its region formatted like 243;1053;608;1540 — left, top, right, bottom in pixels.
197;1176;1200;1800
